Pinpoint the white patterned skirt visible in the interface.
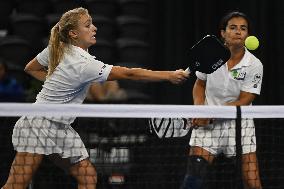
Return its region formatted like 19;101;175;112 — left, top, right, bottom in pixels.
189;119;256;157
12;116;89;164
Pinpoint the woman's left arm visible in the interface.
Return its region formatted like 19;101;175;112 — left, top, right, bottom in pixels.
24;58;47;82
227;60;263;106
226;91;256;106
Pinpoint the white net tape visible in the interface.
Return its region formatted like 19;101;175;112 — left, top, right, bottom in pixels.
0;103;283;118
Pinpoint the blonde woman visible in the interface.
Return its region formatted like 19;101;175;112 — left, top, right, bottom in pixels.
2;7;189;189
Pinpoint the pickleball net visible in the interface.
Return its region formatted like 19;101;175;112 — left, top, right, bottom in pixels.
0;103;283;189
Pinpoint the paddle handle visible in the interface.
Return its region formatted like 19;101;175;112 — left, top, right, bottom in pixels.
185;67;191;74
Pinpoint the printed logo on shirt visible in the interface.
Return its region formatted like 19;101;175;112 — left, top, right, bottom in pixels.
99;65;106;75
231;69;246;80
252;73;262;88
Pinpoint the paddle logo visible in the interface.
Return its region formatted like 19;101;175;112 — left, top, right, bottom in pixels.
212;59;224;70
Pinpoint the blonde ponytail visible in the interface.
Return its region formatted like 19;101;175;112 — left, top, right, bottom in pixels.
47;23;65;77
47;7;88;77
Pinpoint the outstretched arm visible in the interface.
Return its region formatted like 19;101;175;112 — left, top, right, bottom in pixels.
24;58;47;82
107;66;189;84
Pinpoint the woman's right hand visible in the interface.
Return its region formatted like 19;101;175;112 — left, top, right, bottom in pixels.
191;118;212;127
169;69;189;84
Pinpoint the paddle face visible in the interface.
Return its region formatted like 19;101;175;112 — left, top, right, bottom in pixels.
187;35;231;74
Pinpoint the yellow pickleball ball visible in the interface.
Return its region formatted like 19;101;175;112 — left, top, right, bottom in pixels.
245;36;259;50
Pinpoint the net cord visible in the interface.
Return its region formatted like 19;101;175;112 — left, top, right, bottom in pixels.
0;103;283;118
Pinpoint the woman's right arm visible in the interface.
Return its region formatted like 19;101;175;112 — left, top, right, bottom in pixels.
192;78;206;105
107;66;189;84
24;58;47;82
192;78;211;126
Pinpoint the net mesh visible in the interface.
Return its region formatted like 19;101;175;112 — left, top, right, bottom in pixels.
0;104;283;189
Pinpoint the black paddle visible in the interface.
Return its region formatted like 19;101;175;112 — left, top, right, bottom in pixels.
185;35;231;74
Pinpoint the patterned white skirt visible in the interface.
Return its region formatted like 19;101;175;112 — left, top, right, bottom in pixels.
12;116;89;163
189;119;256;157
